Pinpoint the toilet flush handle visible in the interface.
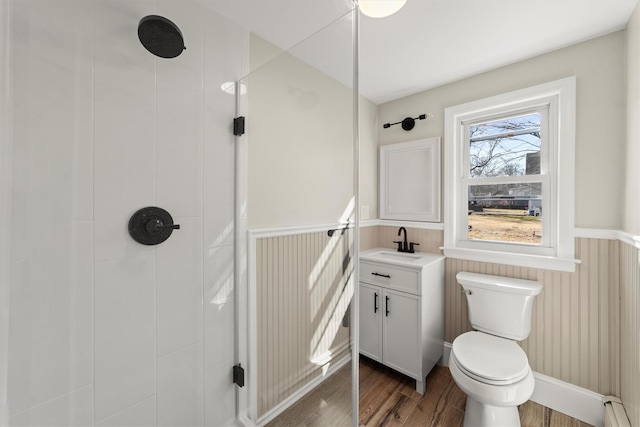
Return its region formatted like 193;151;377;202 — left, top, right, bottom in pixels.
463;289;473;296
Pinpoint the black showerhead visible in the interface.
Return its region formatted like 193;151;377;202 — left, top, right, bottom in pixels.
138;15;185;59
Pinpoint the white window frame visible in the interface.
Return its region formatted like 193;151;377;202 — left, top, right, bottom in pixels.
444;77;578;272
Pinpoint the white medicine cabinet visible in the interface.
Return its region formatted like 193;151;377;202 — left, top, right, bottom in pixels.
379;137;441;222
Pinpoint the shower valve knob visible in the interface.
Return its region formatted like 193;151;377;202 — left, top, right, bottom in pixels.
144;218;180;234
129;206;180;245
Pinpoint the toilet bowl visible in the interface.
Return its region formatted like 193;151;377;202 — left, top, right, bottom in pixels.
450;272;542;427
449;331;535;427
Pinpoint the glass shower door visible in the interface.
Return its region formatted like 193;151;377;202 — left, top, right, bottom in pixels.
236;9;358;426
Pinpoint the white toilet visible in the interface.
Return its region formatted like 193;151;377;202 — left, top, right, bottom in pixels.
449;272;542;427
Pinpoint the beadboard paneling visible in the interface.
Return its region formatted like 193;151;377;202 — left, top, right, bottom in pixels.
255;229;354;418
361;225;640;420
620;241;639;426
445;237;620;396
360;225;379;251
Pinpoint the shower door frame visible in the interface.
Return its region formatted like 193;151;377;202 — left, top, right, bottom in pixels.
0;1;13;424
233;7;361;426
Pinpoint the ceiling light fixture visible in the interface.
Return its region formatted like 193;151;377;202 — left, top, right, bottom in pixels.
358;0;407;18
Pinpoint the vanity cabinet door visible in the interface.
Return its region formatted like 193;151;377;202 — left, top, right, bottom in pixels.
382;289;420;378
359;283;382;362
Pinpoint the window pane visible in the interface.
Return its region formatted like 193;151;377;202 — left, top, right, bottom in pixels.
467;183;542;244
469;113;541;177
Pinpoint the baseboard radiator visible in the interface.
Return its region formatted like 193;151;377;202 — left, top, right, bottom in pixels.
603;396;631;427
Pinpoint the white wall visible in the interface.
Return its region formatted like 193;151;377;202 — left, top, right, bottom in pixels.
246;33;379;228
379;31;626;230
247;33;376;229
625;4;640;235
359;96;379;220
6;1;243;425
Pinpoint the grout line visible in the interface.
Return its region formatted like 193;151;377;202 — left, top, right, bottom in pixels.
200;4;207;426
153;3;159;424
91;0;96;423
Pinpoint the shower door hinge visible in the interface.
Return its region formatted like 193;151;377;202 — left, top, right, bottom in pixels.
233;364;245;388
233;116;245;136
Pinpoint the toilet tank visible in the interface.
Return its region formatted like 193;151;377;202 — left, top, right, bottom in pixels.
457;272;542;341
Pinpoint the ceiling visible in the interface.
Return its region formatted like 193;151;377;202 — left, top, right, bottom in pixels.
209;0;638;104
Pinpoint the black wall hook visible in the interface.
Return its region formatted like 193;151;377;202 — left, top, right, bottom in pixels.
128;206;180;245
383;113;430;131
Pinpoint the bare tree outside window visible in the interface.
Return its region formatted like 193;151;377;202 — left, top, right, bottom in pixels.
469;113;541;178
466;113;543;244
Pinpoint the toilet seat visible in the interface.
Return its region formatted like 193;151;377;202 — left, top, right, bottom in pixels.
451;331;530;386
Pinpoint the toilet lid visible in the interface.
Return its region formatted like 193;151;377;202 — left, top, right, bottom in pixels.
452;331;530;385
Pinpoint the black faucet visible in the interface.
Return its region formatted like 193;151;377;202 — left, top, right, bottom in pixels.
393;227;420;253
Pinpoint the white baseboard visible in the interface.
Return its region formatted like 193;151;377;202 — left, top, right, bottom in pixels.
530;372;604;427
235;414;257;427
255;354;352;426
442;342;604;427
443;341;452;366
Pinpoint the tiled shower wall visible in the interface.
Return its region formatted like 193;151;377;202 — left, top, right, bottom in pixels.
361;225;639;408
7;1;243;425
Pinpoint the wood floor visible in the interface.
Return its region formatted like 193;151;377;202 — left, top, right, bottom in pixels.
267;357;595;427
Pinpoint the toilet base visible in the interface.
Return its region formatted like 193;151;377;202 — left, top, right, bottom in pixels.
464;398;521;427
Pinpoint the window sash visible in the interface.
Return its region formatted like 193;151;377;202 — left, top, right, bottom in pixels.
462;106;549;180
459;175;551;249
458;105;554;252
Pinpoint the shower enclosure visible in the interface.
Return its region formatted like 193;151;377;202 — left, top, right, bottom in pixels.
236;9;359;425
1;1;358;426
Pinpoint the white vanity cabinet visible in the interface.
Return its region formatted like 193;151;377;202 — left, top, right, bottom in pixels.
359;248;445;394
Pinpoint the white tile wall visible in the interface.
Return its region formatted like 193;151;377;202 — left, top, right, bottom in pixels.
204;244;235;367
93;95;156;262
95;397;156;427
93;0;156;263
157;343;204;426
9;385;94;427
7;0;244;425
204;127;236;248
8;221;95;413
156;0;205;219
204;358;237;427
156;216;204;356
94;255;156;422
8;1;95;418
155;86;205;218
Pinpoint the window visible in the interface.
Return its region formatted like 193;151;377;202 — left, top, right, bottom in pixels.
444;77;577;272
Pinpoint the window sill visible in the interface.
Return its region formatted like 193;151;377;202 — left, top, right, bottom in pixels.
441;247;580;273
